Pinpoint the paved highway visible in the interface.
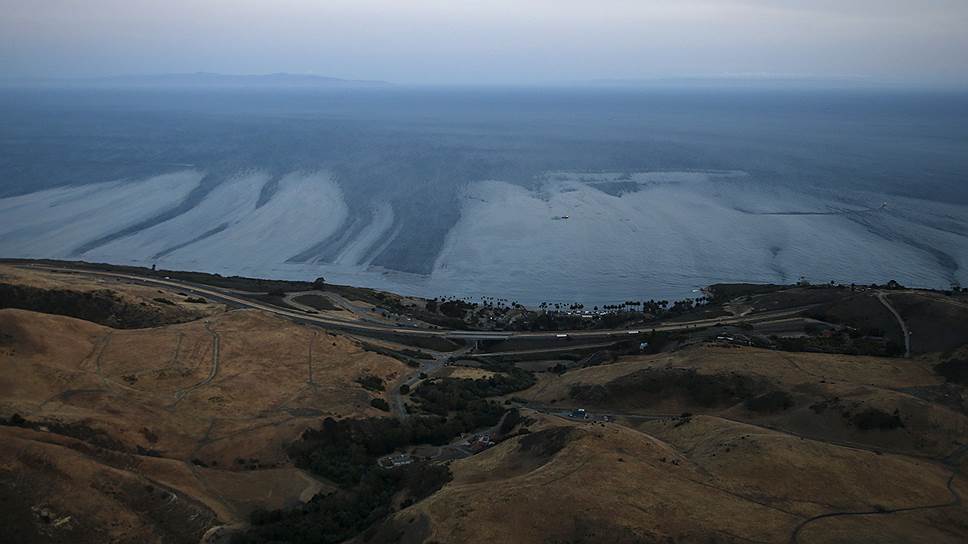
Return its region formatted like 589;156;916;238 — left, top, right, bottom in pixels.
20;263;813;343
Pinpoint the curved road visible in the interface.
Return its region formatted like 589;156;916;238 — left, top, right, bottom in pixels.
20;263;816;343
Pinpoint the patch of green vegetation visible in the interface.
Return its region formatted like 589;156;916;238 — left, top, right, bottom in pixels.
771;333;903;358
358;343;429;367
438;299;475;318
806;293;903;345
570;368;768;409
292;294;339;311
0;413;135;454
498;407;522;435
809;399;905;431
240;462;450;544
412;367;535;416
399;348;434;360
852;408;904;431
289;416;500;487
356;374;386;392
935;358;968;385
744;391;794;413
0;283;194;329
240;415;483;543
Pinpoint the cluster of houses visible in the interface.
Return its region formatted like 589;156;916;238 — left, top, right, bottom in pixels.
463;433;496;453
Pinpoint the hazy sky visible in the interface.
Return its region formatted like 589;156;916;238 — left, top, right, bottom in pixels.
2;0;967;86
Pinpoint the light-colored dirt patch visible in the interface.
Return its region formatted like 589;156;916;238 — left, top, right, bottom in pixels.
443;367;497;380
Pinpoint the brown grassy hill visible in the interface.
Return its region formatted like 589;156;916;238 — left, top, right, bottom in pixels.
4;265;967;543
801;288;968;355
886;291;968;354
521;345;968;458
1;425;218;544
364;413;966;544
0;264;223;328
0;305;409;539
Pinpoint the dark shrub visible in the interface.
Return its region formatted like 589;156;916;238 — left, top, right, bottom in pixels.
357;374;386;392
499;408;521;435
744;391;794;413
853;408;904;430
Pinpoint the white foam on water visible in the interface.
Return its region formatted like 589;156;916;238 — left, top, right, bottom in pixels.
543;170;748;186
429;172;968;303
84;171;270;262
152;171;348;274
2;167;964;306
333;202;395;267
0;170;203;258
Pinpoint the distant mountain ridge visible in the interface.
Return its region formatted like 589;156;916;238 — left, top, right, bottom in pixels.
580;75;878;89
8;72;392;88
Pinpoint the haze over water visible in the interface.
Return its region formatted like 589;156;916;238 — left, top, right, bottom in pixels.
1;86;966;304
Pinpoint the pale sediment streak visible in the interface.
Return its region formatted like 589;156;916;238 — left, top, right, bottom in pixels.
0;170;352;277
0;170;203;258
84;171;270;262
2;168;965;304
129;171;349;272
333;202;395;267
431;172;968;301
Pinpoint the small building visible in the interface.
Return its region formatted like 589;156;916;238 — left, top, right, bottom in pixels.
571;408;587;419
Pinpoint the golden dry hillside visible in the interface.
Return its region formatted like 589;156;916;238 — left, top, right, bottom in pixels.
0;264;224;327
362;343;965;543
367;411;967;544
3;263;968;544
521;345;968;458
0;299;410;541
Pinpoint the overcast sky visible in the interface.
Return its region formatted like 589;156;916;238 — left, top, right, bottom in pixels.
2;0;967;86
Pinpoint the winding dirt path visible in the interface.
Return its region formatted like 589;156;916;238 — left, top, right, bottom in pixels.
172;321;220;406
876;292;911;357
788;469;961;544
